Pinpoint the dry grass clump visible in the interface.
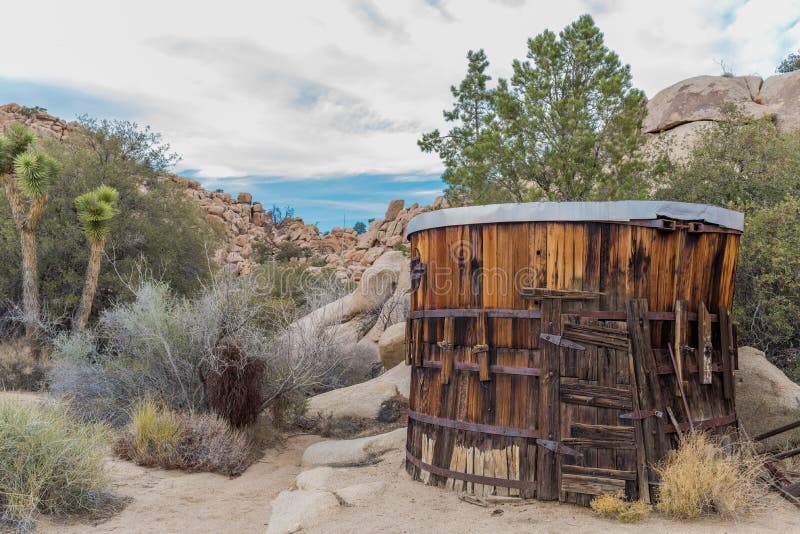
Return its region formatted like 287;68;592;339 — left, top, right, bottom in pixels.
113;400;254;476
655;432;766;519
0;397;120;531
0;339;50;391
590;492;651;523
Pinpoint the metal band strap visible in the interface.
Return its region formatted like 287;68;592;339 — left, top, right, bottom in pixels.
422;359;541;377
663;413;737;434
405;449;535;490
408;410;540;439
409;309;718;322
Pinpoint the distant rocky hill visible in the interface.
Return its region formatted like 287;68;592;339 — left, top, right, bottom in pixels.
0;102;441;281
171;174;441;280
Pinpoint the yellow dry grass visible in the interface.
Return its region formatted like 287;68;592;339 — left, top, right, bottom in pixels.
130;399;185;459
655;432;767;519
589;492;651;523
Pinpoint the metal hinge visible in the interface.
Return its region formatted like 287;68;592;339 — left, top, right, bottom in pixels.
535;439;584;458
620;409;664;420
539;333;586;351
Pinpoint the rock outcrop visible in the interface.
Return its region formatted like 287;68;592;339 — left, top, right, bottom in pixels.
736;346;800;450
645;71;800;160
301;427;406;466
172;176;435;280
0;102;441;281
306;362;410;421
0;103;75;140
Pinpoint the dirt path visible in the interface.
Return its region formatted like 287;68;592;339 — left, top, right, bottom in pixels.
40;435;320;534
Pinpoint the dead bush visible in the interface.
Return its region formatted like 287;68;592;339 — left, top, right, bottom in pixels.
655;432;767;519
590;492;650;523
0;339;50;391
113;400;253;477
203;338;266;428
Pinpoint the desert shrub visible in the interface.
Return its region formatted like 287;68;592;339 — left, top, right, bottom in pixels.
0;117;219;329
204;338;266;428
0;339;50;391
655;432;766;519
274;241;309;262
50;271;357;428
0;398;117;531
589;492;650;523
736;198;800;373
113;400;252;476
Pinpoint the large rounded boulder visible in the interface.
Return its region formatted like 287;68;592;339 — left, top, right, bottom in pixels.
736;346;800;450
643;75;772;133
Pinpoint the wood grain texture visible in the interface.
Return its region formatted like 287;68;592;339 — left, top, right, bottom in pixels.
406;220;740;506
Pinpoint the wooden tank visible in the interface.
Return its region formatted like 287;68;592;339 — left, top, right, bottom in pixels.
403;201;743;505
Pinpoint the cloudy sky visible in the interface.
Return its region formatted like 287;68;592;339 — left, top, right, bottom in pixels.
2;1;799;229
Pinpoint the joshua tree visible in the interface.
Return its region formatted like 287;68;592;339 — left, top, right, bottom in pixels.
73;185;119;331
0;124;59;348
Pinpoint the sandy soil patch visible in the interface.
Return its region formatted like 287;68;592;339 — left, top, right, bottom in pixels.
299;449;800;534
38;434;320;534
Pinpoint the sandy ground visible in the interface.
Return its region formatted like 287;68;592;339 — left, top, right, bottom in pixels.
2;390;797;533
38;434;320;534
305;448;800;534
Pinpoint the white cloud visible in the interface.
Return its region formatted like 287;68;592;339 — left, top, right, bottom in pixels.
3;0;798;181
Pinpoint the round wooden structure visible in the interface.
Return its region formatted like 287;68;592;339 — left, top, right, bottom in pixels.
403;201;743;505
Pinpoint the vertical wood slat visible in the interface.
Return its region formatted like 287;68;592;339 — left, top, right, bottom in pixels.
413;319;423;367
405;319;413;366
626;299;667;493
475;312;491;381
673;300;689;396
440;316;455;385
719;306;735;400
537;298;561;500
698;302;713;385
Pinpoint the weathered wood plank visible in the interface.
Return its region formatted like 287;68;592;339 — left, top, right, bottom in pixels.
440;316;455;385
521;287;603;300
570;423;635;442
537;298;561;501
561;474;626;495
475;312;490;381
674;300;689;395
719;305;735;400
561;464;637;481
698;302;713;384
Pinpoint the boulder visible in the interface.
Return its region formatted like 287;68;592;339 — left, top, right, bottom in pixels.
305;362;409;421
348;252;406;315
378;322;406;369
306;373;400;420
760;70;800;131
295;467;335;491
378;362;411;398
266;489;340;534
643;75;773;133
644;120;715;162
237;192;252;204
737;346;800;450
384;199;405;221
301;427;406;466
364;292;409;343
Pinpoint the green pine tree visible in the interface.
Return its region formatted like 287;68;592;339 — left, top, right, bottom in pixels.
421;15;649;205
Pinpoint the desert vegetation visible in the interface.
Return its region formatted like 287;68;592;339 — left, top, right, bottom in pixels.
0;397;120;531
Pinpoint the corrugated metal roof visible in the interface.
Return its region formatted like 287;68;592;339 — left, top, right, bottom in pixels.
406;201;744;236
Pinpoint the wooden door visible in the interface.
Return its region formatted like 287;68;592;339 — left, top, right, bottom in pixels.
556;315;641;505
